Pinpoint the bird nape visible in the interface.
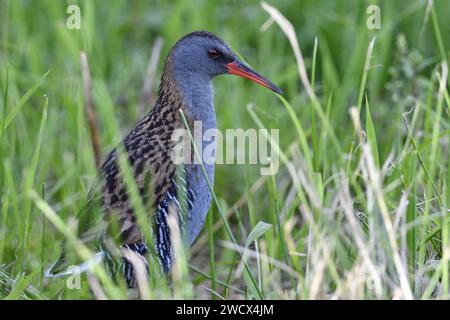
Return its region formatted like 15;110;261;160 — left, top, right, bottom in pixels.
46;30;283;288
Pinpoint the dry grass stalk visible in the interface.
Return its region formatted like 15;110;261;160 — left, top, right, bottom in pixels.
350;106;413;299
80;51;102;168
140;37;164;113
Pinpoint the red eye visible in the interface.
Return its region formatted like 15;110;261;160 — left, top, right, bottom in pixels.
208;49;219;58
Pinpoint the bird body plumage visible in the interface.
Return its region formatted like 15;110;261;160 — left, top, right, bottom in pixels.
99;53;213;277
46;31;282;287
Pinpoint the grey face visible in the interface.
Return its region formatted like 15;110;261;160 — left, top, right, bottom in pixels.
171;33;235;79
171;31;283;95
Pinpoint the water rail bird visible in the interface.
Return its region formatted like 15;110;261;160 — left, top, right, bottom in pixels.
46;31;282;287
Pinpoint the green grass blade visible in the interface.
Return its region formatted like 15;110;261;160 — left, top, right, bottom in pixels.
4;70;51;129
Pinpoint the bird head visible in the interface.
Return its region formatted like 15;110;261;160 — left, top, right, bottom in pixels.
170;31;283;95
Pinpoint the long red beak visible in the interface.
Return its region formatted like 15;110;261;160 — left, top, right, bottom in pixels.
225;60;283;95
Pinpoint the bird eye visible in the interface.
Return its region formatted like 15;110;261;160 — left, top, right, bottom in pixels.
208;49;219;59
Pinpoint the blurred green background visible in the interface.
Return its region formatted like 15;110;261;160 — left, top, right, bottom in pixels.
0;0;449;299
2;0;448;197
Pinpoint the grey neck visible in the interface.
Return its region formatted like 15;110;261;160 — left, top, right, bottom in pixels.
172;65;217;246
173;67;216;127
